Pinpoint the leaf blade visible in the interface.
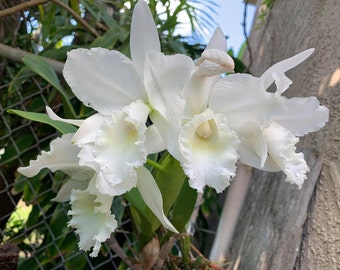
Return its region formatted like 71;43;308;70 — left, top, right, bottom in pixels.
8;109;77;134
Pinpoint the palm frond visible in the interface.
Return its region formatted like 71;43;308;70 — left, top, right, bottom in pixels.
188;0;219;43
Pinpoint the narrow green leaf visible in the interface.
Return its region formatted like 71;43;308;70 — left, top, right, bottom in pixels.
90;27;119;49
22;55;76;118
8;67;31;94
171;179;197;232
154;154;187;215
22;55;63;91
7;109;77;134
160;179;197;245
124;188;157;245
124;188;146;220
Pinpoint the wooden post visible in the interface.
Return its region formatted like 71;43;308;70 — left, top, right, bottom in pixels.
229;0;340;269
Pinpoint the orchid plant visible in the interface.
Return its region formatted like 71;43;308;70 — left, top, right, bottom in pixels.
16;0;328;266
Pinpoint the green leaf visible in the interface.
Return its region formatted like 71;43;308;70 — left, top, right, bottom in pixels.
22;54;76;118
7;109;77;134
154;154;187;215
124;187;155;244
126;155;189;245
90;26;126;49
8;67;32;94
160;179;197;245
171;178;197;232
22;55;62;91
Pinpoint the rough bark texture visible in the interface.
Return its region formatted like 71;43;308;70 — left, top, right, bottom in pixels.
229;0;340;269
0;243;19;270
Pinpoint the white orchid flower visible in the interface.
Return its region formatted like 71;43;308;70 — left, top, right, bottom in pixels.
146;27;239;193
18;134;94;201
209;49;329;188
18;134;118;258
71;100;149;197
179;109;239;193
178;30;239;193
17;133;115;257
68;177;117;258
0;148;4;159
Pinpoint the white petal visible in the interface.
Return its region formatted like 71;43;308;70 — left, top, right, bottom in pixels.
144;51;194;117
53;177;90;202
18;134;82;177
122;99;150;125
68;187;116;257
182;72;217;118
271;96;329;136
182;35;231;117
210;73;328;137
237;121;268;168
260;49;314;92
130;0;160;77
179;109;239;193
262;121;310;188
195;49;235;75
210;73;273;131
95;170;137;197
63;48;146;115
145;125;166;154
136;167;178;233
206;27;227;51
46;106;83;127
72;113;108;145
80;102;149;196
237;143;280;172
149;111;183;161
144;52;193;159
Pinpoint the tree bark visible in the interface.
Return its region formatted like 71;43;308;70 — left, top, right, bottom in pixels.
229;0;340;269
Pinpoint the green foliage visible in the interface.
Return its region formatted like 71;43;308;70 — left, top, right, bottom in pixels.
22;55;77;118
7;109;77;134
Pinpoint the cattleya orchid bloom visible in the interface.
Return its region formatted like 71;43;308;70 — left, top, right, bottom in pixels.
149;27;239;193
17;134;117;257
209;49;329;188
178;29;240;193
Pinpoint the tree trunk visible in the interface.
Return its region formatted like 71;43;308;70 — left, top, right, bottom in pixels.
229;0;340;269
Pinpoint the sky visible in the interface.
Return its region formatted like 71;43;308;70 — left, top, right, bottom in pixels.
215;0;257;54
173;0;257;55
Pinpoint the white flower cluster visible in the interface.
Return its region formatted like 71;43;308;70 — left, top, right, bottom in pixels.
18;0;328;257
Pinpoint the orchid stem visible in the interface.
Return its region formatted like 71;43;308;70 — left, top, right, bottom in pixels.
146;159;164;172
209;163;252;264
